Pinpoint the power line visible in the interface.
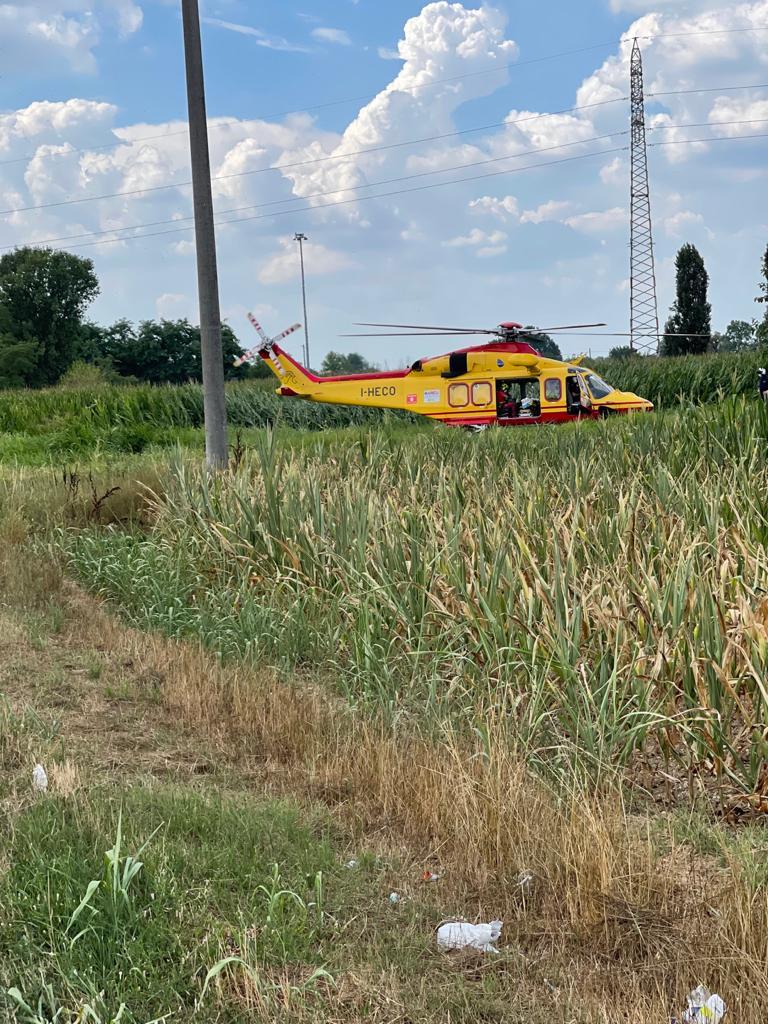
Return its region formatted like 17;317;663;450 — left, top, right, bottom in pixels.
16;148;630;252
0;98;626;218
2;80;766;222
4;112;765;253
0;41;622;170
0;23;766;170
12;129;765;255
3;134;628;251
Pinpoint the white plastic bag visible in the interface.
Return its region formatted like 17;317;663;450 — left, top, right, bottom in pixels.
682;985;726;1023
436;920;502;953
32;764;48;793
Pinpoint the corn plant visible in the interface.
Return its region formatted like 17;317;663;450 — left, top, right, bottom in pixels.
65;398;768;790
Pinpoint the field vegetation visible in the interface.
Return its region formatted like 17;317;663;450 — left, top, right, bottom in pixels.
0;346;765;466
1;392;768;1022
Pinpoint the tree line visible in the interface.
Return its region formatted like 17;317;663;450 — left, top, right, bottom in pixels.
3;240;766;389
0;247;271;389
610;241;768;359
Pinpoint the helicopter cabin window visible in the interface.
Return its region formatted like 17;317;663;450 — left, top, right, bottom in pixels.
544;378;562;403
585;373;613;399
472;381;492;406
448;383;469;407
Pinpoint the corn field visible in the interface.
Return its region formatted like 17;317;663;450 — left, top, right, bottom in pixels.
0;380;403;435
66;397;768;792
591;349;765;407
0;349;764;441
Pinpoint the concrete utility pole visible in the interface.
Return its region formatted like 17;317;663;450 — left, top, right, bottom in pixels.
181;0;228;468
294;232;310;366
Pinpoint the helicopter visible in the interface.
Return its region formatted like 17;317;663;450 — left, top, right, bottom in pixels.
236;316;654;428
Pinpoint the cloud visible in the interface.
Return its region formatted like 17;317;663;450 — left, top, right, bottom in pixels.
202;17;310;52
3;0;768;360
257;237;352;285
155;292;190;319
520;200;573;224
276;2;518;215
378;46;401;60
599;156;624;185
708;95;768;135
442;229;507;248
564;207;626;233
0;1;142;74
663;210;706;237
469;194;519;219
312;27;352;46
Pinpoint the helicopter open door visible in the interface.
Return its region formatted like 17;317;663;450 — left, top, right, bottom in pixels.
496;378;542;423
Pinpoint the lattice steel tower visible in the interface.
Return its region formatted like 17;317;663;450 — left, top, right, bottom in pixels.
629;38;660;352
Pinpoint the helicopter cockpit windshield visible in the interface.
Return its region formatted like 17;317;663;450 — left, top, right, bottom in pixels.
584;373;613;399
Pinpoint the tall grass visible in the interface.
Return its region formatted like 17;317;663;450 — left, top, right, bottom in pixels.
65;398;768;789
0;349;763;444
0;381;409;435
591;349;765;406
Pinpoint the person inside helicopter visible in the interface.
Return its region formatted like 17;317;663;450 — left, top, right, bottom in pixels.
565;374;583;415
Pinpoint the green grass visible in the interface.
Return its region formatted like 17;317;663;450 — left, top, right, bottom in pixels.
62;397;768;788
0;783;529;1024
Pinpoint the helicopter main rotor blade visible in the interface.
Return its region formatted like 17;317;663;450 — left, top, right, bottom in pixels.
353;322;493;333
528;322;607;332
340;331;491;338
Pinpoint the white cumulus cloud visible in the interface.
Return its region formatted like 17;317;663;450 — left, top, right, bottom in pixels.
520;200;573;224
564;207;626;233
258;237;352;285
469;194;519;219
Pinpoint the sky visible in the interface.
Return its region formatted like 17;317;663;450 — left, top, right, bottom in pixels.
1;0;767;365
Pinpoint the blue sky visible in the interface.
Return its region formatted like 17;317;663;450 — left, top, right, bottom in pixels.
2;0;767;364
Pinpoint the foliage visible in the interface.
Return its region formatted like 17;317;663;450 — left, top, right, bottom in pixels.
756;242;768;346
525;332;562;360
0;247;99;386
662;243;711;355
607;345;637;360
94;319;250;385
711;319;758;353
320;351;378;375
58;360;115;390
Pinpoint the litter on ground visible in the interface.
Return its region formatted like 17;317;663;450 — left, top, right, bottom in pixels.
32;764;47;793
680;985;726;1023
436;920;503;953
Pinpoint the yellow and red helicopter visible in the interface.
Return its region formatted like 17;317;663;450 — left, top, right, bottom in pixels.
235;316;654;428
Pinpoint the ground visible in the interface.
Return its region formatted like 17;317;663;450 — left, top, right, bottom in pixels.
0;558;564;1024
2;408;768;1023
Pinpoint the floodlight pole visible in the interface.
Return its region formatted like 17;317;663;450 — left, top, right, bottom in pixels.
181;0;228;469
294;232;310;367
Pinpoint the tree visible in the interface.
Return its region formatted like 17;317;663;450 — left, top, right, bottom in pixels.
756;243;768;346
661;243;711;356
0;247;99;386
320;351;378;375
95;318;250;384
711;319;757;353
525;333;562;360
608;345;638;360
